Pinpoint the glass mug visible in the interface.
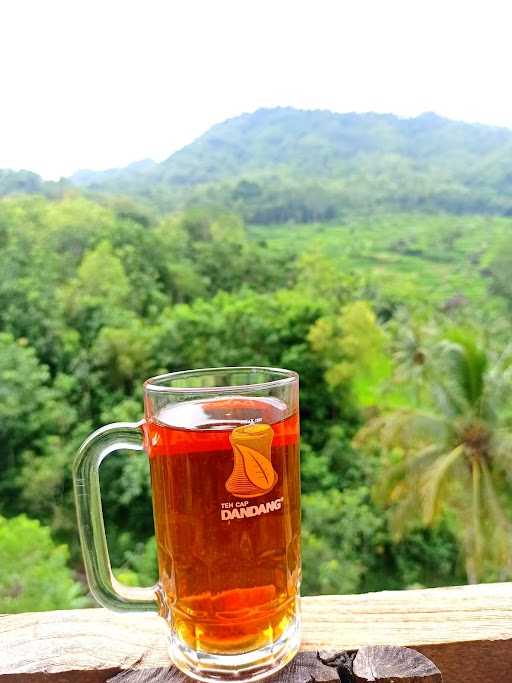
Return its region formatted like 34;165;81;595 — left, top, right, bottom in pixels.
73;367;301;682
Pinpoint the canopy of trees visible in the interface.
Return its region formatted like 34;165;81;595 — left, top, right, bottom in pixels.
2;187;512;611
63;109;512;220
5;109;512;221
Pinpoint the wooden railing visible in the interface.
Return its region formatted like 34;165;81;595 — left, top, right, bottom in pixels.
1;583;512;682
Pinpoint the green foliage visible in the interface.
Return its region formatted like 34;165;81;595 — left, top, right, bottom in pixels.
357;329;512;582
1;181;512;613
93;318;155;391
309;301;402;407
301;423;387;596
0;334;78;512
387;524;464;590
0;169;67;199
69;109;512;221
152;289;336;446
484;233;512;304
0;515;86;613
302;487;384;595
122;536;158;586
0;334;54;455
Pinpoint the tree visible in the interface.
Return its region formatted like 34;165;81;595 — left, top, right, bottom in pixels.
385;308;434;407
357;330;512;583
296;250;362;305
309;301;398;407
302;487;384;595
92;316;156;392
486;233;512;305
0;169;45;196
59;240;134;343
0;515;86;613
153;289;335;446
0;334;77;508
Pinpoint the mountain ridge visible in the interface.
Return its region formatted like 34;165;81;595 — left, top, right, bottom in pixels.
3;107;512;222
69;107;512;188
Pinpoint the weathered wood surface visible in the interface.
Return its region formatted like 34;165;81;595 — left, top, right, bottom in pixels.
106;648;442;683
107;652;341;683
352;646;442;682
1;582;511;682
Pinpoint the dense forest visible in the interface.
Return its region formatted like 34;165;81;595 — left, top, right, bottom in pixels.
68;109;512;219
2;108;512;613
5;109;512;220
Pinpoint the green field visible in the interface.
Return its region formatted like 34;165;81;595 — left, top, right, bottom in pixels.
251;214;508;312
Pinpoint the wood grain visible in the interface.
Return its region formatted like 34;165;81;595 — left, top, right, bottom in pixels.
105;652;340;683
1;583;511;682
352;646;442;682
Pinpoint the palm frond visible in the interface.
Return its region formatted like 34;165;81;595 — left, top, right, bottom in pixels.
483;347;512;419
388;495;421;541
480;461;512;571
430;379;464;418
385;444;456;538
419;444;465;525
490;429;512;471
373;444;442;508
439;331;487;411
356;409;450;451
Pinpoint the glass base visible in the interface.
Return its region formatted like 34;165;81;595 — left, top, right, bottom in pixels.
168;615;301;682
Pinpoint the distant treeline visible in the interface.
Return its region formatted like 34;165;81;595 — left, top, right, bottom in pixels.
3;108;512;223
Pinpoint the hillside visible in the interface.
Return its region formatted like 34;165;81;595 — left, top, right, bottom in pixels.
0;169;68;199
65;108;512;221
71;108;512;185
4;108;512;222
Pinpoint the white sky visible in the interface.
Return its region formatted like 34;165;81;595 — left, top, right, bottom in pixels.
1;0;511;179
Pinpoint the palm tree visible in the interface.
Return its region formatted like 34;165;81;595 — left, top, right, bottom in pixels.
356;329;512;583
386;308;432;407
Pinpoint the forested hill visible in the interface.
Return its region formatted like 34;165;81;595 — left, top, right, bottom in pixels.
4;108;512;221
67;108;512;220
0;169;67;200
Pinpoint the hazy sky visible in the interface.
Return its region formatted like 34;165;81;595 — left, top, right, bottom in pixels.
1;0;511;179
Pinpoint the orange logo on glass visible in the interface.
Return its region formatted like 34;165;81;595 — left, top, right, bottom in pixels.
226;423;277;498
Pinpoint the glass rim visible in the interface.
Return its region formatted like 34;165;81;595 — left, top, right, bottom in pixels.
144;366;298;394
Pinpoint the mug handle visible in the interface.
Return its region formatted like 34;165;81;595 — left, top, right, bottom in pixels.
73;421;157;612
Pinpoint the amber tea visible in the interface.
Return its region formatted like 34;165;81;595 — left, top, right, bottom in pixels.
145;396;301;655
